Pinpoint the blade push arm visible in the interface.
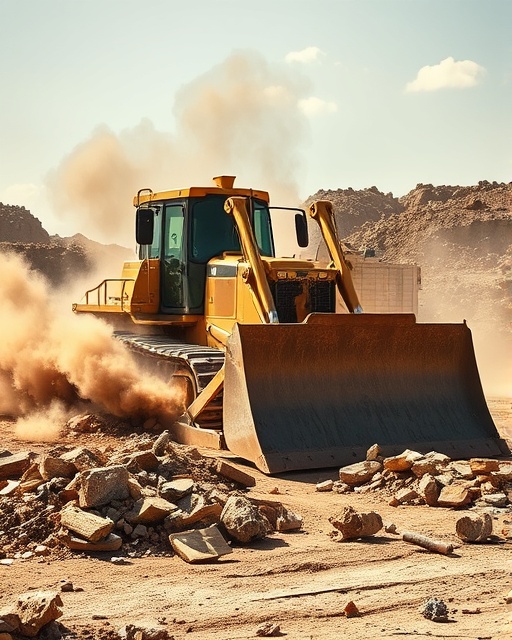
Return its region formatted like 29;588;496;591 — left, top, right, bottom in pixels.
309;200;363;313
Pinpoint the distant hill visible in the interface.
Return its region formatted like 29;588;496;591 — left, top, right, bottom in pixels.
306;180;511;330
0;204;134;287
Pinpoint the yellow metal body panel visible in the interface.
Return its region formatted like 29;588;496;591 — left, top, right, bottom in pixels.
124;259;160;314
134;185;269;206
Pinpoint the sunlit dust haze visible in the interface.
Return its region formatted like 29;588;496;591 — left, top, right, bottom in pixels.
46;51;311;248
0;252;185;441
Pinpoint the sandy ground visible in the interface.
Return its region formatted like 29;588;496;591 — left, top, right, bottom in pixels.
1;398;512;640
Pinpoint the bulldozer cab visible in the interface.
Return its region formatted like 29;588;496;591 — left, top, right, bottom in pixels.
136;191;306;316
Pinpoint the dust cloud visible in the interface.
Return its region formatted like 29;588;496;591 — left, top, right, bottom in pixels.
0;252;185;441
417;240;511;399
47;51;311;248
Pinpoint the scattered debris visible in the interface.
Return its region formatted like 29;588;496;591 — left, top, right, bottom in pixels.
420;597;449;622
169;525;232;563
316;479;334;492
402;531;454;555
215;460;256;487
455;513;493;542
255;621;281;637
330;448;512;511
329;506;383;540
220;495;271;543
343;601;361;618
0;591;63;638
0;419;302;563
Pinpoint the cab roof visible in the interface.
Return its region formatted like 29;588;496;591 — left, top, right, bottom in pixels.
133;175;270;207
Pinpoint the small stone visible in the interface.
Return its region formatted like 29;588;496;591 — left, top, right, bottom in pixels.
482;493;508;508
60;581;74;592
366;444;381;461
383;449;422;472
470;458;500;474
316;480;334;492
344;601;360;618
34;545;49;556
329;506;382;539
131;524;148;539
418;473;440;507
421;597;448;622
152;430;170;457
255;622;281;637
394;487;419;504
339;461;382;486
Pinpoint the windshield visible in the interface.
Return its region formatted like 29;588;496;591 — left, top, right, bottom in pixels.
190;195;274;263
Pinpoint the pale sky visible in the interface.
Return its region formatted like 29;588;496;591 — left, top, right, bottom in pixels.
1;0;511;245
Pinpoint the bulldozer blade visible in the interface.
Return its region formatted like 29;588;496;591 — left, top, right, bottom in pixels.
222;314;509;474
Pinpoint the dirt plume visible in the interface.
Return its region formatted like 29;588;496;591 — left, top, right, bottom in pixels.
0;252;185;440
46;51;310;247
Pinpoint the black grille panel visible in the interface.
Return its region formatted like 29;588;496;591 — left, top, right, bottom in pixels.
270;279;336;323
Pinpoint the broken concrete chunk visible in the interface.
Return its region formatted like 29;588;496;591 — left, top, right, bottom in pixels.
60;447;105;471
125;497;178;525
152;430;171;457
482;492;508;508
220;495;270;543
0;480;20;496
13;591;63;638
169;525;232;563
366;443;381;461
469;458;500;475
166;504;222;532
436;483;471;508
329;505;383;540
276;507;303;532
256;621;281;637
411;452;451;478
339;461;382;486
417;473;440;506
0;610;20;634
383;449;423;472
159;478;194;502
62;533;123;552
316;480;334;492
455;513;493;542
215;460;256;487
78;465;130;508
394;487;419;504
60;503;114;542
39;455;77;481
494;462;512;482
124;450;159;472
0;452;32;480
446;460;474;479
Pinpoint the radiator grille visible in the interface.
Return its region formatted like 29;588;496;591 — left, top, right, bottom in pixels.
270;279;336;322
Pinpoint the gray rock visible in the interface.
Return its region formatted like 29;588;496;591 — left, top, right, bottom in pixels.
220;495;270;543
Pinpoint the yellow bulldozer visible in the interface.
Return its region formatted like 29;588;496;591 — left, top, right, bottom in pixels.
73;175;508;473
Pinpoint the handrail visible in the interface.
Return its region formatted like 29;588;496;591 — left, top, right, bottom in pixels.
82;278;135;310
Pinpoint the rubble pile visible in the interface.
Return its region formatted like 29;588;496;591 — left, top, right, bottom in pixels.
326;445;512;510
307;180;512;327
0;414;302;565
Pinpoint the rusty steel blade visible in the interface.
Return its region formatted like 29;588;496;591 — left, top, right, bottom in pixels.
222;314;508;474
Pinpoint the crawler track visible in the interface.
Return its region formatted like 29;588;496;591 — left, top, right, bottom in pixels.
114;331;225;429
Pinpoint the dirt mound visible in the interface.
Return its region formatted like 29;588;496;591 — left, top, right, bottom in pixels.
0;203;50;243
0;203;134;287
306;181;512;333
